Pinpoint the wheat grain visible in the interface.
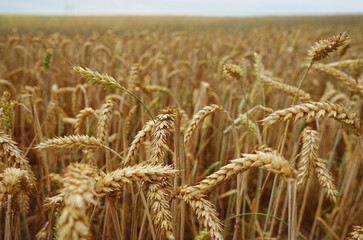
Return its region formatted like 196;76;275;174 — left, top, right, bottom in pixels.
347;225;363;240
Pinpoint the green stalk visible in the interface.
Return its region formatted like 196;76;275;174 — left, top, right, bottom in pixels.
125;89;155;123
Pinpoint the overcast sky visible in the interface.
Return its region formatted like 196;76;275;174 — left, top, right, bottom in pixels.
1;0;363;17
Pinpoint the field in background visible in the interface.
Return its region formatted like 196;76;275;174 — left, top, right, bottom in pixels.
0;15;362;240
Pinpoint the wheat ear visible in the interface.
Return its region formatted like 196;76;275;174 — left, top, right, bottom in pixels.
347;225;363;240
260;74;311;100
74;107;97;135
184;104;224;147
0;131;35;185
149;107;177;164
36;135;104;150
97;100;114;143
95;164;178;197
308;32;350;63
124;120;154;166
312;63;363;93
174;190;223;240
262;102;360;135
146;107;177;239
58;163;98;240
297;127;318;189
178;151;291;196
314;158;338;203
0;167;33;212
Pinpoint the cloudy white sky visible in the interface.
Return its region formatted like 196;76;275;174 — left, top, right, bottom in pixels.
1;0;362;16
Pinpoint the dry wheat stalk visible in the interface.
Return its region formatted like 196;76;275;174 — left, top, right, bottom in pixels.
58;163;98;240
261;102;360;135
124;120;154;166
347;225;363;240
178;151;291;196
36;135;104;150
174;190;223;240
297;127;318;189
97;100;114;143
312;63;363;93
260;74;311;100
314;158;338;203
74;107;97;135
0;167;33;212
184;104;224;147
95;164;178;197
308;32;350;62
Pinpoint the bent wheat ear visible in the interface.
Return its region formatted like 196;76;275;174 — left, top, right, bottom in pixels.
58;163;98;240
97;100;114;143
223;63;244;80
74;107;97;135
260;74;311;101
262;102;360;135
314;158;338;203
95;164;178;197
149;107;177;164
124;120;154;166
297;127;318;189
175;191;223;240
308;32;350;63
146;180;175;240
184;104;224;147
312;63;363;93
179;151;291;196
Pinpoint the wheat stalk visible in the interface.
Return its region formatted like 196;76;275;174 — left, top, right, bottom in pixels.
262;101;360;135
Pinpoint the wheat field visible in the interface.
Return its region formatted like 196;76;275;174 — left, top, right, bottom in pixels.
0;15;362;240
